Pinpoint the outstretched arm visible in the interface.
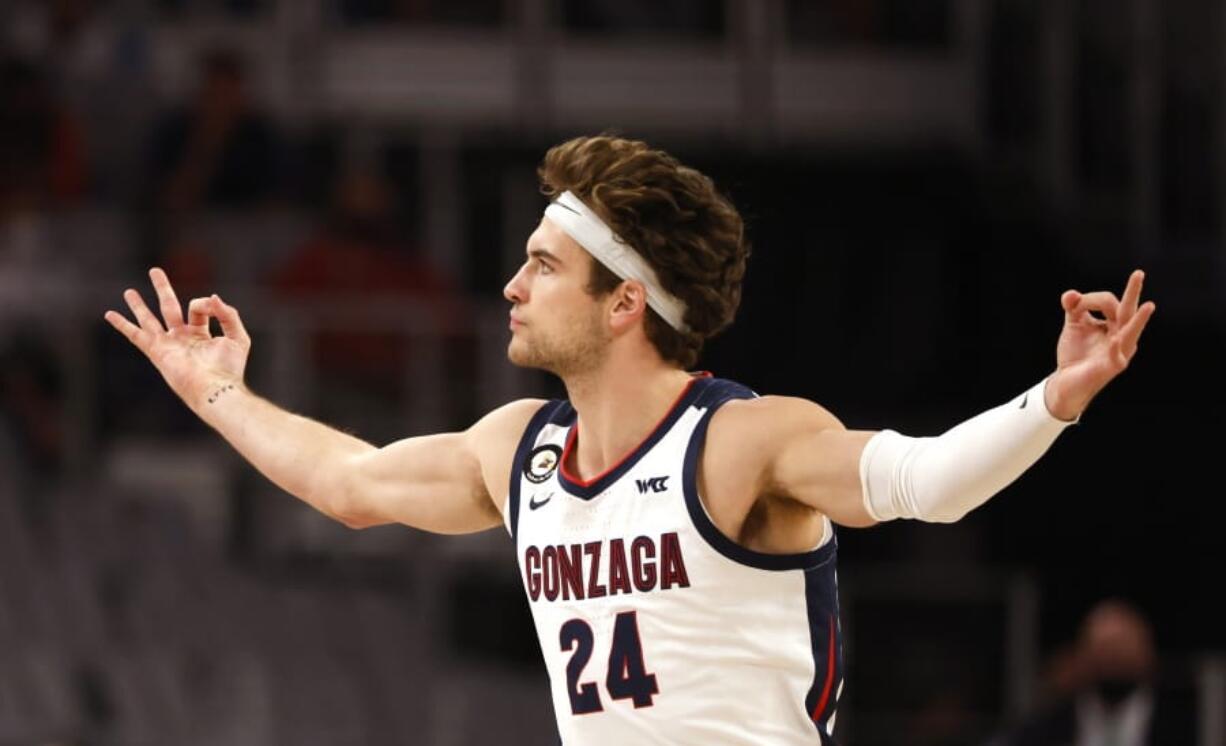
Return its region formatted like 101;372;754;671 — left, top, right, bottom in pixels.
105;268;538;533
754;270;1155;526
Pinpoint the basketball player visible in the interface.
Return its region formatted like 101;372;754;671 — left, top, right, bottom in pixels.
104;136;1154;744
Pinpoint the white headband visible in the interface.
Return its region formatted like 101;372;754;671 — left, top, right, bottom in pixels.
544;190;689;332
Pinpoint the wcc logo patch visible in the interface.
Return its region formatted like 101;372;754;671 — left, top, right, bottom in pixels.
524;445;563;484
636;476;669;494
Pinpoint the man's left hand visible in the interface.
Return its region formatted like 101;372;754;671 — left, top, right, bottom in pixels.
1044;269;1156;421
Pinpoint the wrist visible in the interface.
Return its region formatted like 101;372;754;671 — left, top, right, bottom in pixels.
192;377;246;421
1042;372;1085;423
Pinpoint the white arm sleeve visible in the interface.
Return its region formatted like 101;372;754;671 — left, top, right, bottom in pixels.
859;377;1077;523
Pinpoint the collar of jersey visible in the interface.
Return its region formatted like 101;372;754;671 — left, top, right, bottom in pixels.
556;373;713;500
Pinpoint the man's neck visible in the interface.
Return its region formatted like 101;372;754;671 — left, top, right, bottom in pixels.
562;360;696;481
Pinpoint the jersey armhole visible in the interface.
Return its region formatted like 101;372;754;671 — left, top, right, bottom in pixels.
506;400;563;542
681;397;838;572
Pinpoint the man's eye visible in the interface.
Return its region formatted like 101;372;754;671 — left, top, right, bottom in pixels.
539;262;553;274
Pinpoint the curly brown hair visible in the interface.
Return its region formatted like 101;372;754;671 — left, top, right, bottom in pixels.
538;135;750;369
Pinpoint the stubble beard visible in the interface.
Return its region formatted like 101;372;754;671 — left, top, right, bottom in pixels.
507;309;610;378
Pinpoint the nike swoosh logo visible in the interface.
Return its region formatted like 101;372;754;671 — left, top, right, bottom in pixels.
1020;392;1028;409
529;494;552;510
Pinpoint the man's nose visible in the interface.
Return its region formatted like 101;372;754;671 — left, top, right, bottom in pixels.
504;266;526;304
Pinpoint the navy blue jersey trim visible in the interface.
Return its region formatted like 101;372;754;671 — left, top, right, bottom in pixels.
544;400;578;427
681;385;839;572
556;377;711;501
803;562;843;742
509;400;564;543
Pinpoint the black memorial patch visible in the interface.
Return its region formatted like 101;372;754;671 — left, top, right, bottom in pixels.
524;444;563;484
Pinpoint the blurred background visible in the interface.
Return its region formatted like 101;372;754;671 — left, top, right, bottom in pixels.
1;0;1223;744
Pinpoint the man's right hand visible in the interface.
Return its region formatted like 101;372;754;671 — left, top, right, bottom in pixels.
104;267;251;413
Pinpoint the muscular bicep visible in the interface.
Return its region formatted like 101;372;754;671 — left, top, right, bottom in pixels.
341;431;498;534
770;425;879;528
744;397;880;528
339;399;547;534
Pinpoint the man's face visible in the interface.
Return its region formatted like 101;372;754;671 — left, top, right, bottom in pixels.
503;217;611;376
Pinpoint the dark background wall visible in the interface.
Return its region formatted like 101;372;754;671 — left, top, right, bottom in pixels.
1;1;1222;744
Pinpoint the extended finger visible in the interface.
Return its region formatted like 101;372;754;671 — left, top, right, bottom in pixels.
1118;269;1144;324
1117;300;1156;359
212;294;251;346
104;310;152;353
149;267;185;330
124;288;165;334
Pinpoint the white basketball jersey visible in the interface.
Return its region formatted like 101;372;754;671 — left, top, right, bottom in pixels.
504;376;845;745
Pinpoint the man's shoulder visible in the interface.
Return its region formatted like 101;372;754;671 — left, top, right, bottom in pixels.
709;393;845;441
465;399;553;506
701;393;847;487
469;398;553;449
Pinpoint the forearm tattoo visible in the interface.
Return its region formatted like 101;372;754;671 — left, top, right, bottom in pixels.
207;383;237;404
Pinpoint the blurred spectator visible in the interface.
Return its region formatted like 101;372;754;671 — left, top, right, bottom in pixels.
149;47;280;211
0;56;88;223
988;599;1197;746
6;1;127;95
0;331;65;492
267;165;458;395
5;0;155;200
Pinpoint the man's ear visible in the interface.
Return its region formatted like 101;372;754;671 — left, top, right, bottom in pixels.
608;280;647;334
